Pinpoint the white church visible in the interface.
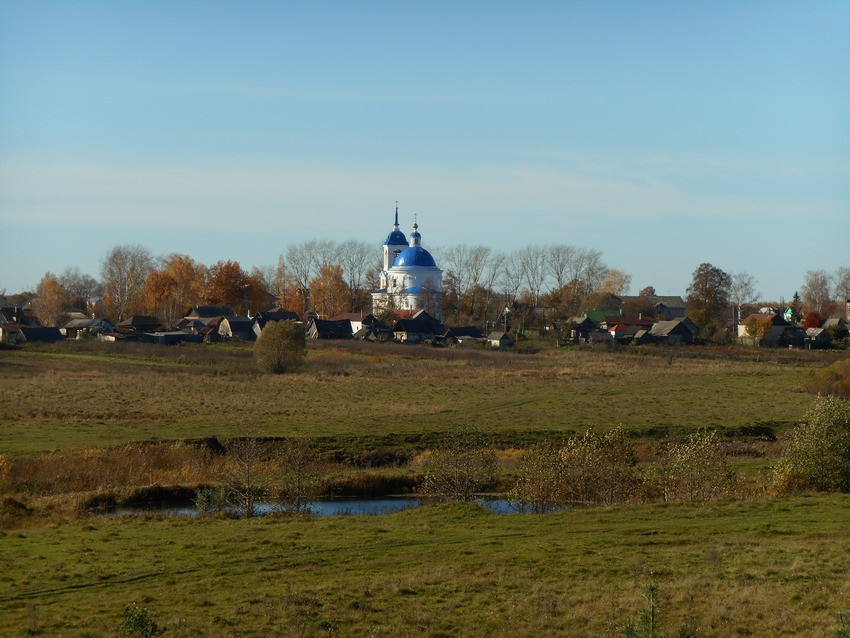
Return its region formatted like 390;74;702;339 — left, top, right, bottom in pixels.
371;206;443;319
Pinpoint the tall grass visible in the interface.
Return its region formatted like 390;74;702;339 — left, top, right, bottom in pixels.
3;442;218;496
0;341;820;456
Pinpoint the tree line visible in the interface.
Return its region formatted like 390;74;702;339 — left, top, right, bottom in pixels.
12;240;850;340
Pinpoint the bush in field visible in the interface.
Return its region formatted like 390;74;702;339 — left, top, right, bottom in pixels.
559;427;637;506
663;430;736;502
194;487;227;516
118;604;163;638
421;428;497;501
254;320;306;373
772;395;850;494
509;444;566;513
276;438;325;514
805;360;850;399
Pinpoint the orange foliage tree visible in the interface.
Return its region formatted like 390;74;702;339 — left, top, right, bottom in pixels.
143;254;206;327
33;272;69;327
204;260;250;313
309;264;350;318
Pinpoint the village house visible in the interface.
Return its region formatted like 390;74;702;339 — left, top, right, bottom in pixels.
306;318;354;340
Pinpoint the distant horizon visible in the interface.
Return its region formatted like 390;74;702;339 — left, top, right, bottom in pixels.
2;1;848;301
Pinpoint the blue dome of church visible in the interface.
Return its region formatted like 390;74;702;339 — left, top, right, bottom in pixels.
394;246;437;268
384;229;408;245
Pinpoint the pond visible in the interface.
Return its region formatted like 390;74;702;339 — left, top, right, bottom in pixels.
101;496;529;517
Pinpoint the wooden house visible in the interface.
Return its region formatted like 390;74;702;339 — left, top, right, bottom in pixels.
306;318;353;340
487;330;513;349
218;317;257;341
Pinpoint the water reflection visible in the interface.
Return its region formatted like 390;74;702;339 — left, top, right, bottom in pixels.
102;496;523;517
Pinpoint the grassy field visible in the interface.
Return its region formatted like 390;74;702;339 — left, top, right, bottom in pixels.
0;340;837;456
1;495;849;637
1;341;849;636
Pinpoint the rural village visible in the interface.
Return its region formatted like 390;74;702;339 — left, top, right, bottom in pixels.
3;211;849;351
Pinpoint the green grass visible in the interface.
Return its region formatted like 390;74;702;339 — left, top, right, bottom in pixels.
1;495;849;636
0;341;829;456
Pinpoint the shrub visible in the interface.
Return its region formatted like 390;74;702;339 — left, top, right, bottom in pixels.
117;604;163;638
663;430;736;502
509;444;566;513
194;487;227;516
772;395;850;493
558;427;637;506
421;428;497;501
253;320;306;373
805;360;850;399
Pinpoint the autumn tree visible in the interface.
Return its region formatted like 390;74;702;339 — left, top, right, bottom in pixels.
143;254;205;327
803;312;823;330
621;286;656;318
205;260;249;312
583;290;622;313
686;262;732;341
101;244;154;321
801;269;834;316
744;315;771;342
598;268;632;296
245;268;273;315
32;272;69;326
309;263;349;317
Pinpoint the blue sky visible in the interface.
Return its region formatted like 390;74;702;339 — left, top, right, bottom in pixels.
1;1;848;301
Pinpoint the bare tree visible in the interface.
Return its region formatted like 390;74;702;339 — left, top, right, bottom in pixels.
338;239;373;312
276;439;325;514
547;244;576;291
568;247;607;298
517;244;547;307
501;250;525;308
59;267;102;312
832;267;850;308
222;436;268;518
480;251;506;332
441;244;492;323
285;241;317;315
100;244;154;321
801;270;833;316
729;271;759;324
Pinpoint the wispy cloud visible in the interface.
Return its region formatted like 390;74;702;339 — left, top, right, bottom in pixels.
171;82;499;106
1;160;845;236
